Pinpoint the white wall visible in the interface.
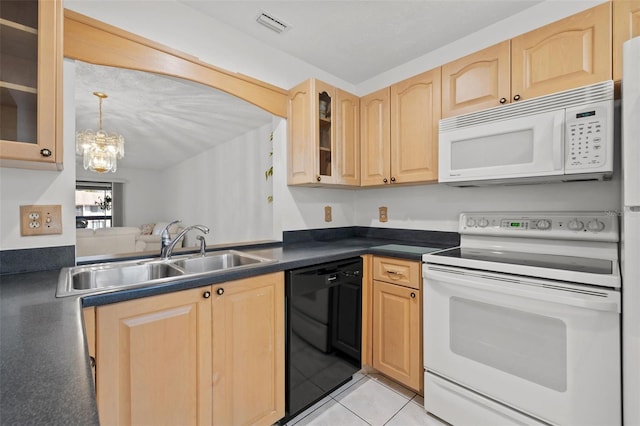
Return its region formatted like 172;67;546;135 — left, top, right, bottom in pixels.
0;59;77;251
161;123;276;246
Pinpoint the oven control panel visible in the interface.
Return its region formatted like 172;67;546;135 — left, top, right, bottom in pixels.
460;212;618;241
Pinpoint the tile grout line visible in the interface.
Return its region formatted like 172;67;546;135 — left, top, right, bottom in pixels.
382;398;414;426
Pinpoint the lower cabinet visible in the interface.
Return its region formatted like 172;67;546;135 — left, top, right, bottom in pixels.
95;286;213;426
211;273;285;426
90;272;284;426
366;256;423;393
372;280;422;392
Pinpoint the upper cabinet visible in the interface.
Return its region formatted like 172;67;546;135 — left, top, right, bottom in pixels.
613;0;640;80
361;88;391;186
441;41;511;118
390;68;441;185
287;78;360;186
511;2;611;101
442;3;611;118
0;0;62;170
361;68;441;186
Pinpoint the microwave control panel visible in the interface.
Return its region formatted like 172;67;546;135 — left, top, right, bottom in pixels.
565;101;612;171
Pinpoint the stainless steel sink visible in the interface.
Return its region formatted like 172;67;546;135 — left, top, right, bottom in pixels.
56;250;276;297
169;250;264;274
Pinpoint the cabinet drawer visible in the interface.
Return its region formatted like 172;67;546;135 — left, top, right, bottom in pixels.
372;257;421;290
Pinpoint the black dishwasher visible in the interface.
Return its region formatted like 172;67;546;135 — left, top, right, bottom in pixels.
284;257;362;422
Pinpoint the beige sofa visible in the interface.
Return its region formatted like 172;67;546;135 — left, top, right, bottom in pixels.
76;227;145;257
76;223;185;257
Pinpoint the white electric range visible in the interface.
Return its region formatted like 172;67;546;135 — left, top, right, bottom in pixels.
422;212;621;426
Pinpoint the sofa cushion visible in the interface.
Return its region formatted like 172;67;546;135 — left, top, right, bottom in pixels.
140;223;154;235
152;222;180;235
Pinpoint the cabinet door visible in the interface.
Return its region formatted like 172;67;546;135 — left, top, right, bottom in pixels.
613;0;640;81
360;88;391;186
315;79;336;184
511;2;611;101
288;79;315;185
0;0;62;169
441;41;511;118
212;272;285;426
335;88;360;186
372;280;422;392
390;68;440;184
96;287;213;426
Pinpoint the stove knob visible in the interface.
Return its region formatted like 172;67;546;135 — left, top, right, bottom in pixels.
478;218;489;228
466;218;477;227
536;219;551;230
568;219;585;231
587;219;605;232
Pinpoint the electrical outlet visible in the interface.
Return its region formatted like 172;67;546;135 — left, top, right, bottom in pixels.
324;206;332;222
20;205;62;236
379;206;388;222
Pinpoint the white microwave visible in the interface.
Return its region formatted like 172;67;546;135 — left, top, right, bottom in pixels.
438;81;614;186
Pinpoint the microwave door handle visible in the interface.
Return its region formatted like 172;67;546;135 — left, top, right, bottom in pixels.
553;112;564;170
426;269;619;313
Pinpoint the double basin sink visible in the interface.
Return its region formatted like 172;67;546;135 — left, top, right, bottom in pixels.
56;250;276;297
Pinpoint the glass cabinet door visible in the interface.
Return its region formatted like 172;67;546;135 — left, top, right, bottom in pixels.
1;1;38;143
0;0;61;167
317;87;333;180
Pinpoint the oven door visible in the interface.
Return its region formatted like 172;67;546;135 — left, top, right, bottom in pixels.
438;109;564;184
423;264;620;426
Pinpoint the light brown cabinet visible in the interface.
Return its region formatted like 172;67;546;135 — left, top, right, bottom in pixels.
511;2;611;101
288;78;359;186
361;68;440;186
89;272;285;426
95;286;213;426
212;272;285;426
441;41;511;118
369;256;423;393
0;0;62;169
442;3;611;118
613;0;640;81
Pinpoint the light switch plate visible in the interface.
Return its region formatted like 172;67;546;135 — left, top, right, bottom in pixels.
324;206;332;222
20;205;62;236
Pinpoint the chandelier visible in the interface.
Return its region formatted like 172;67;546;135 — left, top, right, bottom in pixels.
76;92;124;173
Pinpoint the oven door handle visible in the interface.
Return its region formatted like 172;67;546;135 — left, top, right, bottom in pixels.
425;268;620;313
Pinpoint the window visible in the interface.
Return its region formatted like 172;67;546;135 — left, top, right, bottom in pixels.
76;181;123;229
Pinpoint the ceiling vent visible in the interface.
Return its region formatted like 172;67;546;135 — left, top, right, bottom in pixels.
256;10;291;34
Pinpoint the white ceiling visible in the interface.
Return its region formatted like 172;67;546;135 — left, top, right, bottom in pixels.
179;0;543;85
74;61;273;171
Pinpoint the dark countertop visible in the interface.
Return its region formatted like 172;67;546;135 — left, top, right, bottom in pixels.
0;237;454;424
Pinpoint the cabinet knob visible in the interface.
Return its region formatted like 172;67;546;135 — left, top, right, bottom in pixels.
499;97;507;104
216;288;224;295
40;148;52;157
316;176;321;182
89;356;96;368
513;94;521;101
383;178;388;183
410;292;416;299
203;291;211;299
390;177;396;182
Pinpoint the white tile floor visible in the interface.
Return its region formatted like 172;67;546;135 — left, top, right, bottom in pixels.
284;371;449;426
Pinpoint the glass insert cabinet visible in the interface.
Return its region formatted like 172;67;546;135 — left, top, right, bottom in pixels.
0;0;62;169
287;78;360;186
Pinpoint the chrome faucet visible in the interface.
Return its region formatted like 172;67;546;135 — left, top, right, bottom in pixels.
160;220;210;260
